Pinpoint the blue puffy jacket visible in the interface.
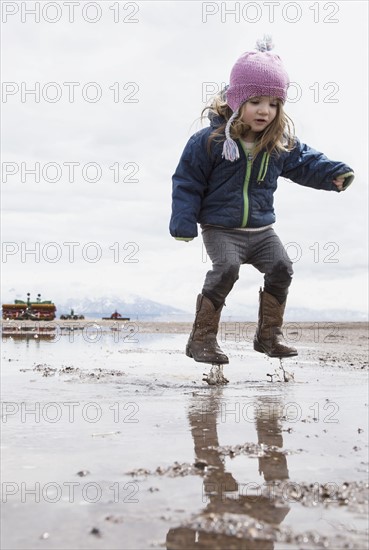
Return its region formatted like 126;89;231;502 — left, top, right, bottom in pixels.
170;115;354;239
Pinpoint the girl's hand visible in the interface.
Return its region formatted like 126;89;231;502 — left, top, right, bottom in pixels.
333;176;345;191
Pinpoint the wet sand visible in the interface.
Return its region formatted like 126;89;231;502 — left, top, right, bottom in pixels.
1;321;368;549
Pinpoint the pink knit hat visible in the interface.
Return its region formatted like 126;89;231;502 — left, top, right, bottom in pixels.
223;36;290;162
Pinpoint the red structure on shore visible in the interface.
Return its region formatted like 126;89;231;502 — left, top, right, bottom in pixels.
102;310;130;321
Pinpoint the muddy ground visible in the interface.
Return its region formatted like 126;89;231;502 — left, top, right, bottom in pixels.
1;321;368;549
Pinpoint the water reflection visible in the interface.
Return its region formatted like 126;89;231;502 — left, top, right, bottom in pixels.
2;332;57;348
167;393;290;550
2;322;58;342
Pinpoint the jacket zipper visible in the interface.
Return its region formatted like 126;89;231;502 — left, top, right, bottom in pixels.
242;153;253;226
240;141;253;227
239;142;271;227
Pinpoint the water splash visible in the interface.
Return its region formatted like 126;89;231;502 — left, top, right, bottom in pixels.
267;359;295;383
203;364;229;386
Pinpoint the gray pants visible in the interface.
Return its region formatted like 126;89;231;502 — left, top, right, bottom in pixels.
201;226;293;308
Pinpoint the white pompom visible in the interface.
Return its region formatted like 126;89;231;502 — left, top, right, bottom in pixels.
256;34;274;52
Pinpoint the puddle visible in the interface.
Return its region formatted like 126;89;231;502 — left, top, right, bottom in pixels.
1;329;368;549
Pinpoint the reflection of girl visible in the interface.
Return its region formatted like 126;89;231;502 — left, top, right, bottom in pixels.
166;394;290;550
170;36;354;364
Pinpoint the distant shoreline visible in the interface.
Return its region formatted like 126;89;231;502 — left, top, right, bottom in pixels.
2;318;368;335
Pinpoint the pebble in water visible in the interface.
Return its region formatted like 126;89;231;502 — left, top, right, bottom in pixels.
76;470;90;477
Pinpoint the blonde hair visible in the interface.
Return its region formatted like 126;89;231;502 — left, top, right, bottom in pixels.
201;91;295;157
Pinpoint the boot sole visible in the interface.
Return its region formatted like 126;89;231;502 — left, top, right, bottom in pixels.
253;340;298;358
186;346;229;365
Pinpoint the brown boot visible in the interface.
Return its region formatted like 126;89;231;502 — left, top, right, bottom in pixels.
186;294;229;364
253;288;298;358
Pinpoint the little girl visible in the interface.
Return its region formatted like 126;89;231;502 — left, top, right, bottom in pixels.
170;37;354;365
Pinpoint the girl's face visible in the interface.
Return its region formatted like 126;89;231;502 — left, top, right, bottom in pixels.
240;96;278;138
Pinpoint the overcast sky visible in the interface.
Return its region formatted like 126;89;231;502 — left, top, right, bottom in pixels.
1;1;368;318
